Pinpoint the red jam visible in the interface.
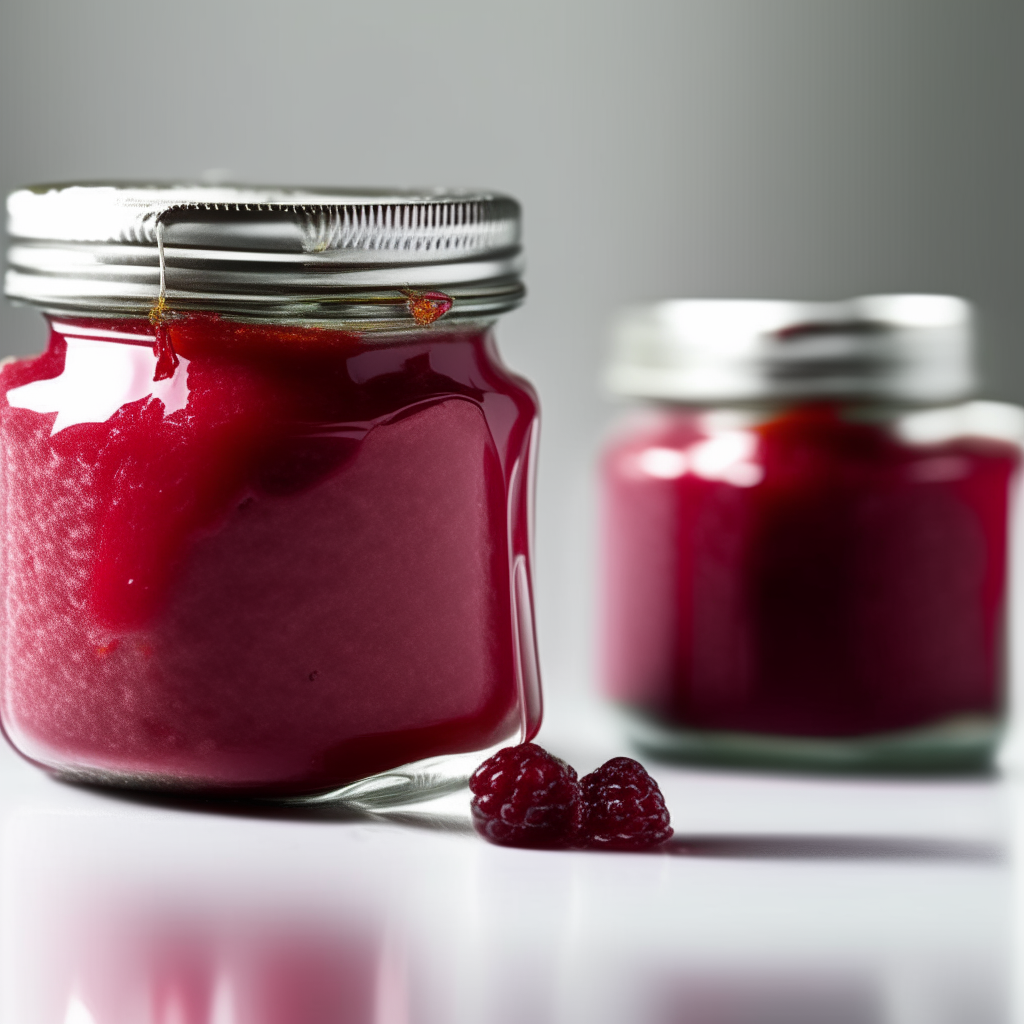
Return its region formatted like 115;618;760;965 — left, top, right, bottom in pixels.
602;403;1019;740
0;314;540;795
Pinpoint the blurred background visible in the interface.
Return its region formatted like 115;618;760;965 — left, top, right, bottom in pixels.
1;0;1022;714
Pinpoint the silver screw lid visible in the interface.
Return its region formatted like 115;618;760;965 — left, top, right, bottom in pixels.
607;295;975;404
5;182;524;327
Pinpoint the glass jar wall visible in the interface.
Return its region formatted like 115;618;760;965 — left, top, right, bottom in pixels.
600;297;1023;771
0;184;541;802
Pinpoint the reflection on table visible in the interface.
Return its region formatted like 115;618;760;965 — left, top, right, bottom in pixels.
0;737;1015;1024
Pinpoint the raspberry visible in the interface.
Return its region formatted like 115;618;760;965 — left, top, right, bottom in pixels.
469;743;582;848
579;757;673;851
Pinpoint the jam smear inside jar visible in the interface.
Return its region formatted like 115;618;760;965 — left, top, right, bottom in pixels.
601;297;1024;770
0;184;539;799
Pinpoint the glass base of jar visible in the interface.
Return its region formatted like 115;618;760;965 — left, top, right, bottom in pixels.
46;740;515;809
617;708;1001;774
292;744;508;811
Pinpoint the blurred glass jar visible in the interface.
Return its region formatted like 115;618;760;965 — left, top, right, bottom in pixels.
601;296;1023;771
0;183;540;803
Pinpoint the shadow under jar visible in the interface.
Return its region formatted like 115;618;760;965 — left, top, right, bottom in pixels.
0;183;541;804
601;296;1023;772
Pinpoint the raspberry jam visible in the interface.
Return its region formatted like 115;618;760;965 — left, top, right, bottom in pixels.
0;314;540;795
602;297;1023;769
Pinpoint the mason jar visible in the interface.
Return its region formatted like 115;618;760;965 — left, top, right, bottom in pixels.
601;295;1023;771
0;183;540;803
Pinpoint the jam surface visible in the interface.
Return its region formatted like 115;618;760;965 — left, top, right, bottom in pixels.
602;404;1020;738
0;315;540;795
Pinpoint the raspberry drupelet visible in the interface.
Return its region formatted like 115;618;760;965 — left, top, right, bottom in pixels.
469;743;582;848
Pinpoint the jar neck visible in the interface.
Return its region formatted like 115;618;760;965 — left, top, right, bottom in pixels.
631;393;977;419
43;311;498;351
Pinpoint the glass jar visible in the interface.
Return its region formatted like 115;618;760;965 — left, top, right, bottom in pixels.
601;295;1023;771
0;183;540;803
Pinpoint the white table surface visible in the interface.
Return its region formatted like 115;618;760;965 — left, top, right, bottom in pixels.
0;695;1017;1024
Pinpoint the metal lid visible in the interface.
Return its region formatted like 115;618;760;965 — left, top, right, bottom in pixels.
5;182;524;328
607;295;975;404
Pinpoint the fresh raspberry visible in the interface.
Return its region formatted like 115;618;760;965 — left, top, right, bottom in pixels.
579;757;673;851
469;743;582;848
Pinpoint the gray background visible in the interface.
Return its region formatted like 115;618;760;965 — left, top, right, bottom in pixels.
1;0;1021;712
